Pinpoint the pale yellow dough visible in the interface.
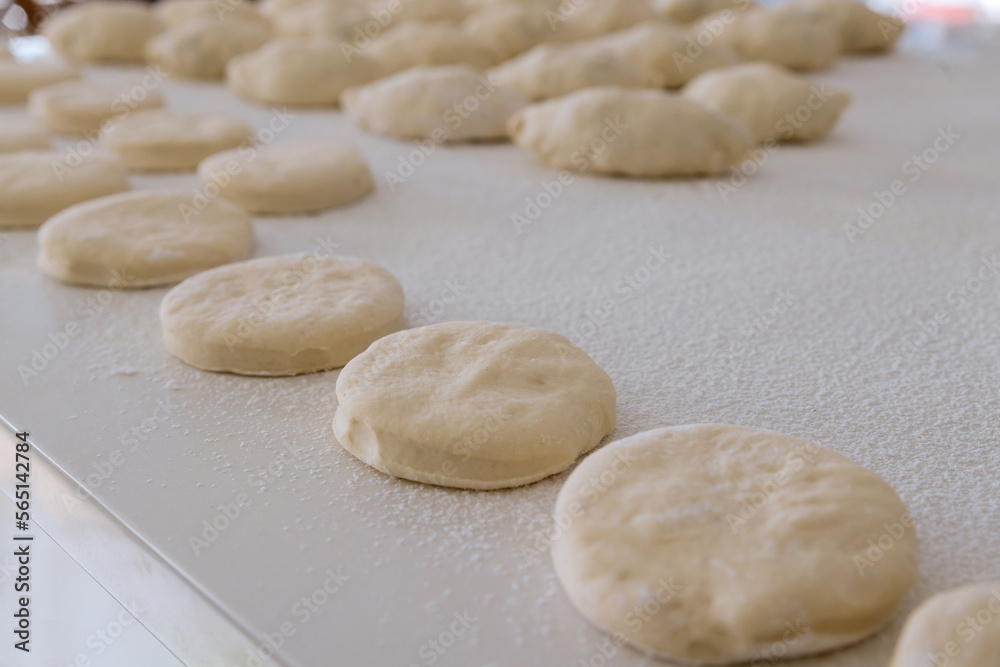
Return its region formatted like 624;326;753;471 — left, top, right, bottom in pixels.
889;583;1000;667
104;110;253;171
365;21;497;74
552;424;919;665
43;1;164;63
508;87;754;177
226;39;385;107
0;151;130;228
341;66;525;142
29;81;164;134
154;0;271;29
333;321;617;490
462;4;564;61
0;117;50;153
160;255;405;375
0;61;81;105
198;141;374;214
683;62;851;143
146;18;273;80
731;5;842;71
38;190;253;288
796;0;905;53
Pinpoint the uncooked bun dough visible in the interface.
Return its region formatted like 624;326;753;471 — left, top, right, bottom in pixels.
508;87;753;177
0;61;81;105
38;190;253;288
560;0;659;38
683;62;851;142
587;21;740;89
160;255;405;375
797;0;905;53
889;583;1000;667
0;151;130;228
462;4;560;61
366;21;497;74
197;141;374;214
0;118;50;153
656;0;755;23
341;66;525;142
552;424;919;665
43;1;164;63
333;321;617;490
270;0;368;39
105;110;252;171
226;39;384;107
29;81;164;134
370;0;472;23
732;5;842;70
155;0;270;29
490;42;665;102
146;19;272;80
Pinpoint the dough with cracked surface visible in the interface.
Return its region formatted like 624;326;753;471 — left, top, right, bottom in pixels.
333;321;617;490
161;255;405;375
552;424;919;665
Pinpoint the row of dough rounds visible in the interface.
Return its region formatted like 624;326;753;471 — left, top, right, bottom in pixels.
6;3;993;665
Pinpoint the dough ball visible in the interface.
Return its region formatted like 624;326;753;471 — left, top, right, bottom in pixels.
155;0;271;29
104;110;253;172
341;65;525;142
795;0;905;53
559;0;660;39
271;0;370;39
198;141;374;214
43;1;164;63
38;190;254;288
160;254;405;375
145;18;273;80
0;151;130;228
366;21;497;75
0;61;81;105
683;62;851;143
655;0;755;23
333;321;617;490
508;87;753;177
889;583;1000;667
369;0;473;23
490;42;665;102
588;20;740;88
226;39;385;107
462;4;561;61
552;424;919;665
29;81;165;135
733;5;842;70
0;117;50;153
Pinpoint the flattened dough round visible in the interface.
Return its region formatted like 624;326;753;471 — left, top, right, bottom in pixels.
341;66;525;142
155;0;270;29
0;61;81;105
38;190;254;288
0;117;50;153
333;321;617;490
198;141;374;214
0;151;130;228
552;424;919;665
145;19;273;80
29;80;164;134
105;109;252;171
160;255;405;375
226;39;384;107
508;87;753;177
889;583;1000;667
43;1;164;63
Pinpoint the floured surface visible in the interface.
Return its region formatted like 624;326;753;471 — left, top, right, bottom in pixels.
0;50;998;666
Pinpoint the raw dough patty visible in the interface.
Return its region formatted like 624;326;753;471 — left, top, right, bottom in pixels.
0;61;81;105
333;321;617;490
551;424;919;665
197;141;374;214
29;80;164;134
38;190;254;288
104;109;253;171
889;582;1000;667
0;151;129;228
160;255;405;375
0;117;50;153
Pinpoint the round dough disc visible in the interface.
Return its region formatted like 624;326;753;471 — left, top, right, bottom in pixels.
551;424;919;665
0;117;50;154
889;583;1000;667
0;151;130;228
30;80;164;134
0;61;81;105
43;1;164;63
333;321;618;490
197;141;374;214
105;109;252;171
160;254;405;376
38;190;254;288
